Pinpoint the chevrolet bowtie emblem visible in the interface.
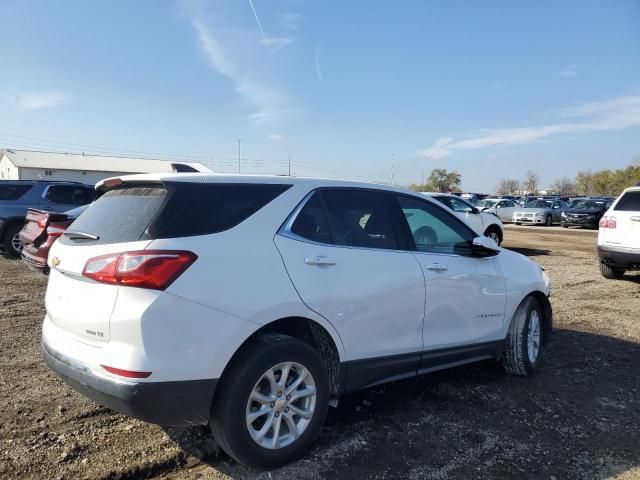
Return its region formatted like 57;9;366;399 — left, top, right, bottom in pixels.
51;257;60;267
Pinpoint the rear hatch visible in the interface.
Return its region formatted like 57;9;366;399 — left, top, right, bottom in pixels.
599;190;640;250
45;177;290;345
46;183;171;344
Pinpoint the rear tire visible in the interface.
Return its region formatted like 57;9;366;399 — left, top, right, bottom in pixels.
2;223;23;259
600;262;624;280
503;297;544;376
210;334;329;468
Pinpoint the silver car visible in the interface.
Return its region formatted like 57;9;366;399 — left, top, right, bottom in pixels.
512;199;568;226
475;198;518;223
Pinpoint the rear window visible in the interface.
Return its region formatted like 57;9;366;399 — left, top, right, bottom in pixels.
613;191;640;212
0;184;32;200
61;182;290;245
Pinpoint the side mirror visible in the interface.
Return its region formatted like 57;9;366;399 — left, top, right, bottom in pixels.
471;207;479;214
472;236;500;257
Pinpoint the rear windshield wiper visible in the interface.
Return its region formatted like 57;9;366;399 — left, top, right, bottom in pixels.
63;230;100;241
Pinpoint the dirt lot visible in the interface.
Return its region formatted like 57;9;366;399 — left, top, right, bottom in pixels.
1;226;640;480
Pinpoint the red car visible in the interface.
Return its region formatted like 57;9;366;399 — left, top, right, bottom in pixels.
19;206;86;273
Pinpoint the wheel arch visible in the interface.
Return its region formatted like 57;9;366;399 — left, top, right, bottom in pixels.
214;316;344;406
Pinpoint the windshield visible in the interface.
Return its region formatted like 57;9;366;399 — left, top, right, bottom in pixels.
524;200;552;209
475;199;498;208
574;200;605;210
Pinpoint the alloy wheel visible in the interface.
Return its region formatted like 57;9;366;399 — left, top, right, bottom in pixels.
527;310;541;363
246;362;316;450
11;233;23;253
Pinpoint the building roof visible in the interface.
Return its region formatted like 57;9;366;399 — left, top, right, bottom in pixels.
1;149;211;174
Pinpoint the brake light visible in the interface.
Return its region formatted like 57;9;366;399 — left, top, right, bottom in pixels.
599;216;617;229
47;223;68;238
101;365;151;379
83;250;197;290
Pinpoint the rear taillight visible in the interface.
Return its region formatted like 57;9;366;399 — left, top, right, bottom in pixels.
599;216;617;229
47;223;68;238
82;250;197;290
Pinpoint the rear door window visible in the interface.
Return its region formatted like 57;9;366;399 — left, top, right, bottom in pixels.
292;189;399;250
0;184;32;200
614;191;640;211
45;185;95;205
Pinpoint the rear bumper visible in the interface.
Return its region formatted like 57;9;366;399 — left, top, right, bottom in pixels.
21;246;48;273
598;245;640;270
42;341;218;426
561;218;598;228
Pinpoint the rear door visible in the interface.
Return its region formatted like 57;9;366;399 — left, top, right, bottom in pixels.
600;190;640;250
497;200;516;222
275;188;425;386
46;185;167;344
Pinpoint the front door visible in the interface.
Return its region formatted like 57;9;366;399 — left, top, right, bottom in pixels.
394;194;506;350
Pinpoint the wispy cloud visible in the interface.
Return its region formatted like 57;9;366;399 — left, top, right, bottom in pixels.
248;0;294;53
261;36;295;52
268;133;283;141
15;91;70;111
186;3;294;125
315;44;323;81
419;94;640;160
555;64;578;77
279;12;301;30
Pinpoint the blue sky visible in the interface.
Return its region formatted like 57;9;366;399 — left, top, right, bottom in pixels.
1;0;639;191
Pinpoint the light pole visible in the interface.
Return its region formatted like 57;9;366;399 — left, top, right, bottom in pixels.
237;139;241;174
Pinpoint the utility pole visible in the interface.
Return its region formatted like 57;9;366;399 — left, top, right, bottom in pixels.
390;153;395;186
288;155;291;176
237;139;241;174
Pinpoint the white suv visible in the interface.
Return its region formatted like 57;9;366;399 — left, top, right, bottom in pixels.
598;186;640;279
423;193;505;245
42;174;551;468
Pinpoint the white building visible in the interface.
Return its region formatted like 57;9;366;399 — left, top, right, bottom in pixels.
0;149;211;184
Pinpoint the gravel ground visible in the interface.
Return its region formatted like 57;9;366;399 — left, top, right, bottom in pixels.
1;226;640;480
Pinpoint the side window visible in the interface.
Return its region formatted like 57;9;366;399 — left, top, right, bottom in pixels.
396;195;475;255
498;201;510;208
449;197;474;213
45;185;92;205
322;189;398;250
291;192;332;244
614;191;640;211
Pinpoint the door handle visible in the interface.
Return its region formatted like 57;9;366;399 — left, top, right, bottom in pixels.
425;263;448;272
304;256;336;266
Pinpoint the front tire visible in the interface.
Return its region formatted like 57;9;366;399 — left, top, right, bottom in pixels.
210;334;329;468
2;223;24;259
502;297;544;376
484;226;503;245
545;215;552;227
600;262;624;280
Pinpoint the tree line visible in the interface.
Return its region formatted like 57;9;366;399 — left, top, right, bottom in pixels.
409;163;640;196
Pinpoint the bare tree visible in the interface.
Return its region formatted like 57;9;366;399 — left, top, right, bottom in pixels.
496;178;520;195
550;176;575;196
523;171;539;195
